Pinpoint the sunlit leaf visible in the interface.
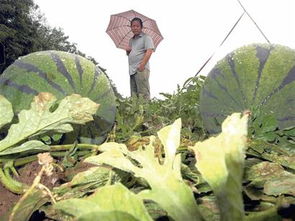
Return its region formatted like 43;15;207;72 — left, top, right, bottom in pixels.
157;118;181;165
264;175;295;196
85;119;203;221
54;183;152;221
245;161;289;187
54;198;101;217
191;113;249;221
7;189;50;221
0;95;13;129
0;93;99;152
0;140;49;156
78;211;139;221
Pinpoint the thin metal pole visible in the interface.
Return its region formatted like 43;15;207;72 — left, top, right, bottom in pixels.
237;0;271;44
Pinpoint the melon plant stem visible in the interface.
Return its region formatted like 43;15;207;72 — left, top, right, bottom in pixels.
0;167;26;194
50;144;100;151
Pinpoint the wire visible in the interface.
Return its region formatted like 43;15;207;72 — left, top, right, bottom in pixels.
181;12;245;90
237;0;271;44
181;0;271;90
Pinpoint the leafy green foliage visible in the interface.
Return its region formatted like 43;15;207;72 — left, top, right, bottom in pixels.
2;188;50;221
114;76;206;143
0;93;99;194
0;93;99;153
0;71;293;221
249;113;295;148
0;95;13;128
85;119;203;221
54;183;152;221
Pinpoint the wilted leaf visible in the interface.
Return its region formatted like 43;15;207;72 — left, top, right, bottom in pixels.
85;120;203;221
78;211;139;221
87;183;152;221
197;195;220;221
157;118;181;165
0;140;49;156
54;198;101;218
191;113;249;221
85;142;140;174
0;93;99;152
7;188;50;221
245;161;289;187
261;152;295;170
70;166;111;186
54;183;152;221
264;175;295;196
0;95;13;129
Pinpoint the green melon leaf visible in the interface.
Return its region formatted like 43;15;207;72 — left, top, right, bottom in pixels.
53;198;101;218
0;93;99;152
0;95;13;129
6;188;50;221
245;161;290;187
54;183;152;221
0;140;49;156
264;175;295;196
77;211;139;221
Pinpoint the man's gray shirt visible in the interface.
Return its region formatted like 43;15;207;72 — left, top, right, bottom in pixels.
128;32;154;75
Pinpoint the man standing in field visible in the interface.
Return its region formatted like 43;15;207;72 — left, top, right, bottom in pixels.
126;17;154;100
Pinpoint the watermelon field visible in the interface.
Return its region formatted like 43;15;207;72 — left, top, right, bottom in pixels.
0;43;294;221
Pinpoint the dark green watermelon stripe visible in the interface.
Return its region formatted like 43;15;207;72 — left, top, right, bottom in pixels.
261;67;295;106
200;112;227;118
252;46;272;103
14;60;66;95
87;67;101;94
50;52;77;92
0;77;38;95
202;88;218;100
202;113;227;134
75;56;83;88
93;88;113;102
280;66;295;87
211;69;242;107
227;56;247;109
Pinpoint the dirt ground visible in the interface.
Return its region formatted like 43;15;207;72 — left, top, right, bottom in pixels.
0;161;63;218
0;159;95;220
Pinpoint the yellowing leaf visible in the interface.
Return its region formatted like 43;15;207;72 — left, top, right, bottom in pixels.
191;112;249;221
54;183;152;221
0;95;13;129
157;118;181;165
85;119;203;221
0;93;99;152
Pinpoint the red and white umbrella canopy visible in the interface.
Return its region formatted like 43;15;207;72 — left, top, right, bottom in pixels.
106;10;163;50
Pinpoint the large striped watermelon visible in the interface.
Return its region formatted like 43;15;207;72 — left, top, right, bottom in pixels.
0;50;116;144
200;44;295;134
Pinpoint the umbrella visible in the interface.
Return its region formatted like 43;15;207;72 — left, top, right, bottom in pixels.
106;9;163;50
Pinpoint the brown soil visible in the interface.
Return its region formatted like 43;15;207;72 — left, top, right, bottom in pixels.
0;160;95;220
0;160;64;218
